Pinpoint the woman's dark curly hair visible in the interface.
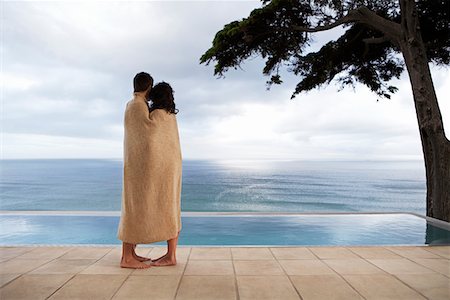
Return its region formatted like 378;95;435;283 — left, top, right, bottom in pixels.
148;82;179;114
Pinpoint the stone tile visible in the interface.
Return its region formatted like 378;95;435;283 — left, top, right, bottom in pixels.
234;260;284;275
231;247;275;260
0;274;21;288
290;275;363;300
133;261;186;276
96;253;121;264
150;246;191;262
270;247;316;260
368;258;437;275
410;258;450;276
424;246;450;259
0;247;35;260
113;275;180;300
49;274;127;300
344;274;426;300
309;247;359;259
0;259;50;274
396;273;450;300
176;275;236;300
236;275;300;300
386;246;441;259
17;247;72;260
80;259;134;275
0;274;72;300
278;259;335;275
323;259;385;275
190;247;231;260
59;247;113;260
184;260;234;275
348;247;401;259
30;259;96;275
97;247;123;263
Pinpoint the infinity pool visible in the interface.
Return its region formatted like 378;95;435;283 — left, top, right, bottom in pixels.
1;212;449;246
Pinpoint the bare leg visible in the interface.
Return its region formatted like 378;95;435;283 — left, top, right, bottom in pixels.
120;242;151;269
150;231;179;266
132;244;152;262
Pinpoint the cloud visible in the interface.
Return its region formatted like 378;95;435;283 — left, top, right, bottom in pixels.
1;1;449;160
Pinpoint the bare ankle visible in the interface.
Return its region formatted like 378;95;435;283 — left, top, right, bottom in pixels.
122;255;137;262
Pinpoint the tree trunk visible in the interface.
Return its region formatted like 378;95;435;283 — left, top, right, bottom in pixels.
399;0;450;222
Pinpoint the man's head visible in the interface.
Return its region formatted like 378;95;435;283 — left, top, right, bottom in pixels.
133;72;154;96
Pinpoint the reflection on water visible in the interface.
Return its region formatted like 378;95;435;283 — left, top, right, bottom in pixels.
1;213;448;246
425;223;450;245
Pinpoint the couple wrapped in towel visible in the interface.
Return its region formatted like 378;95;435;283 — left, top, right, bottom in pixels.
117;72;182;269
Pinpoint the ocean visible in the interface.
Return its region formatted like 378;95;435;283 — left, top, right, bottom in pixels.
0;159;426;214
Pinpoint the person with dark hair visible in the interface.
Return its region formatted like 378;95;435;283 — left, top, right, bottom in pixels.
117;71;154;269
117;75;182;269
148;82;179;114
133;72;154;94
145;81;182;267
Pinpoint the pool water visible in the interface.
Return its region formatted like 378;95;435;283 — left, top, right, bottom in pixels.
1;212;449;246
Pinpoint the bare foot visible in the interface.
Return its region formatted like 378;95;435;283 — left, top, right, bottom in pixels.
135;255;152;262
150;254;177;266
133;252;152;262
120;257;152;269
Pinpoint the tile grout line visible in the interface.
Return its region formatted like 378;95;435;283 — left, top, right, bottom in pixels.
109;275;130;300
99;246;132;300
410;259;450;279
108;245;146;300
421;247;449;259
172;246;191;300
386;247;450;279
230;247;241;300
342;247;414;299
0;274;21;289
42;247;113;299
1;246;448;299
390;273;432;300
268;247;304;300
1;246;37;263
44;246;117;300
347;246;433;299
310;247;368;300
305;247;321;260
110;273;135;299
45;274;77;300
23;246;75;274
406;258;449;278
1;246;74;290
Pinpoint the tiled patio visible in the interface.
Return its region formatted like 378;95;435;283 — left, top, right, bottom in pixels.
0;245;448;299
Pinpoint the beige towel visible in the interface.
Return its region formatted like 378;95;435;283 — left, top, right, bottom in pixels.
117;96;182;244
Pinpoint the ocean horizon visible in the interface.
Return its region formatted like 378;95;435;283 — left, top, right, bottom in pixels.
0;159;426;214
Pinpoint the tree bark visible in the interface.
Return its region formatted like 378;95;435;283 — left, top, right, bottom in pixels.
399;0;450;222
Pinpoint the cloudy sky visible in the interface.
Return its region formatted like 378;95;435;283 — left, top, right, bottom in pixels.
2;0;449;161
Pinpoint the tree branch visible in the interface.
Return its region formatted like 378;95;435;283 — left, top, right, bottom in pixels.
291;13;356;32
291;6;402;46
